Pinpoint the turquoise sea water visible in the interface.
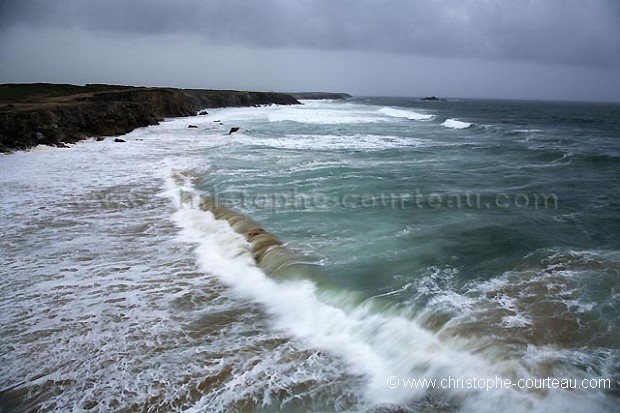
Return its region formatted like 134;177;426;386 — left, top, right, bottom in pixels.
1;97;619;412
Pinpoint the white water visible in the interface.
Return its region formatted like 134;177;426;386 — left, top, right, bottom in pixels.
1;100;616;412
238;133;445;151
378;106;435;120
268;101;383;124
442;118;472;129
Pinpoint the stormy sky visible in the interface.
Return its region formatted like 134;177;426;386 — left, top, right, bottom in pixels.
1;0;619;101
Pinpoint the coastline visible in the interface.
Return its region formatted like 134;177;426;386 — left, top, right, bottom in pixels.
0;83;300;153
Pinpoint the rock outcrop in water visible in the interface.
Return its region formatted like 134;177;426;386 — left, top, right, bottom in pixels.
0;83;300;153
420;96;446;101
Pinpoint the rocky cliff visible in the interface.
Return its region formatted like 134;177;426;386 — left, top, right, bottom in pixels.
0;84;300;153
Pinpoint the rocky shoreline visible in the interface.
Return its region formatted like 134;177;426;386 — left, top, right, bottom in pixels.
0;84;300;153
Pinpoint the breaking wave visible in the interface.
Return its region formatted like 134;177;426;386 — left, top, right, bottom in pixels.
442;118;472;129
378;107;435;120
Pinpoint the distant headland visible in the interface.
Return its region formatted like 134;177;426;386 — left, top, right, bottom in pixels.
289;92;352;100
0;83;301;153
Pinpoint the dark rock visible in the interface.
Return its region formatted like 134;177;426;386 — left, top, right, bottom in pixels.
228;127;240;135
95;137;105;141
420;96;446;101
198;110;208;115
188;125;198;128
114;138;126;143
213;120;221;122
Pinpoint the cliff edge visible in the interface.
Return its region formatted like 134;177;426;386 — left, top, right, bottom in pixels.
0;84;300;153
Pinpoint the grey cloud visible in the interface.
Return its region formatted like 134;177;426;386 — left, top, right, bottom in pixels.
2;0;619;66
3;27;619;102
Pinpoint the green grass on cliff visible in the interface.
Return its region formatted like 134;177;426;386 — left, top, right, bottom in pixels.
0;83;298;105
0;83;140;103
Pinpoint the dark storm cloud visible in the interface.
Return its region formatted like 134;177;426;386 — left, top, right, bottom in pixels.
2;0;619;66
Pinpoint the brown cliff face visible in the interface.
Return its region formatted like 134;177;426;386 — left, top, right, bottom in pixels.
0;84;300;153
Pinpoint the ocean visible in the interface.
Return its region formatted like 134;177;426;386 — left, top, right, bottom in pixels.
1;97;619;412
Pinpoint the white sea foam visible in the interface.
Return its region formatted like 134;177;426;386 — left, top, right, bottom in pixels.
0;126;372;412
442;118;472;129
236;133;442;151
378;107;435;120
514;129;543;133
0;134;228;411
267;102;381;124
415;249;619;353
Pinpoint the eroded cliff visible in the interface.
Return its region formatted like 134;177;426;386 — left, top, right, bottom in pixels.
0;84;300;152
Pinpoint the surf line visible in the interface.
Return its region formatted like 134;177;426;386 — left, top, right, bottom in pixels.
180;189;323;282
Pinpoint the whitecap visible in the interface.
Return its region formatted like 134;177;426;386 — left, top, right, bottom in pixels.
378;107;435;120
442;119;472;129
236;134;442;151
